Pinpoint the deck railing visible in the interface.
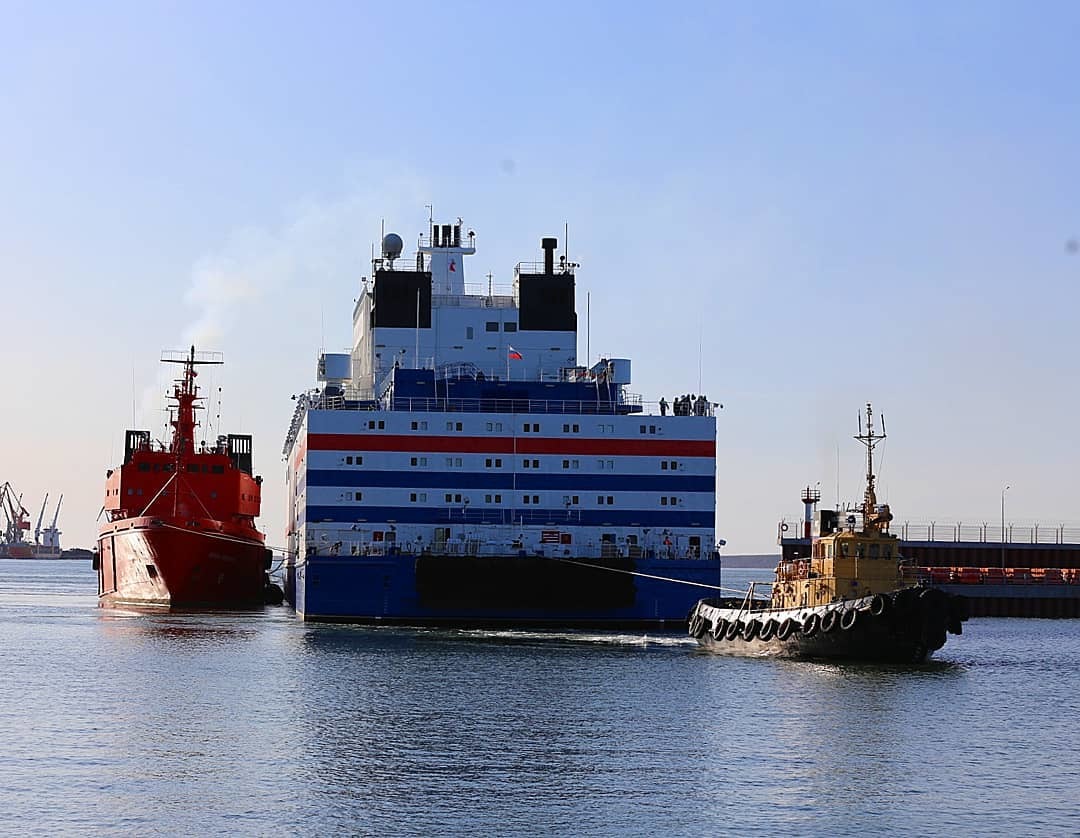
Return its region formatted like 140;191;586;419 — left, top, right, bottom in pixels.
778;519;1080;546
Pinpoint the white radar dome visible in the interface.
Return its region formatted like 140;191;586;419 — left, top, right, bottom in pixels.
382;233;404;260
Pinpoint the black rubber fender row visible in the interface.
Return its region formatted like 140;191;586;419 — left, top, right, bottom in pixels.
700;606;872;642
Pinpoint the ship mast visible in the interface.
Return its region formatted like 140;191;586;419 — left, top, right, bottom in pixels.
854;402;886;531
162;346;224;464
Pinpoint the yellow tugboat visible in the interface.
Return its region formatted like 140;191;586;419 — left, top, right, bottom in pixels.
688;404;967;662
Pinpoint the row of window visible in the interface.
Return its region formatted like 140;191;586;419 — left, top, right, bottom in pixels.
817;542;895;559
484;321;517;332
351;493;687;507
350;456;684;472
361;420;672;436
136;462;176;473
136;462;224;475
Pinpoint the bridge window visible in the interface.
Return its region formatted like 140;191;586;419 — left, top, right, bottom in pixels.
212;465;225;474
504;322;517;332
486;321;499;332
137;462;150;472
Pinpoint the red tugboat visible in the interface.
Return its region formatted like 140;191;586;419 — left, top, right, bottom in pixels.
96;347;274;608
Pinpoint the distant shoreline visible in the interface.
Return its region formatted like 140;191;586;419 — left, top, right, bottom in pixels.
722;555;777;569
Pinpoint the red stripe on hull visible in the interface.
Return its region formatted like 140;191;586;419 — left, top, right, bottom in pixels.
308;433;715;457
97;517;267;608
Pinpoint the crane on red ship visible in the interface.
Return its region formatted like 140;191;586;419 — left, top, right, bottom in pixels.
1;482;31;546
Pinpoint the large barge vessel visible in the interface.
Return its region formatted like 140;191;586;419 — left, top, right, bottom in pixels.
282;217;722;626
96;348;272;608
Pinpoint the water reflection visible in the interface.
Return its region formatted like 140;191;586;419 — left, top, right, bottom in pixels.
4;562;1080;835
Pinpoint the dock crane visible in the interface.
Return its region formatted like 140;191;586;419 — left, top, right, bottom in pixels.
1;482;30;543
41;495;63;549
34;493;49;544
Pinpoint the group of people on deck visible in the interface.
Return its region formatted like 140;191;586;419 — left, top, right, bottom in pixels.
659;394;710;417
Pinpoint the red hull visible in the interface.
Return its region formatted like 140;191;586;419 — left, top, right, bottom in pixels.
97;516;268;608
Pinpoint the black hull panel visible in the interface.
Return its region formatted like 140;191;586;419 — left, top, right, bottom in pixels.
690;586;966;663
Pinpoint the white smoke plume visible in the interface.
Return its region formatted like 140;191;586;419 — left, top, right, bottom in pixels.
179;165;430;350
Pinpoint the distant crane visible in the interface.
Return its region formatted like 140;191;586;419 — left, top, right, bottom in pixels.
0;482;31;546
41;495;63;549
34;493;49;544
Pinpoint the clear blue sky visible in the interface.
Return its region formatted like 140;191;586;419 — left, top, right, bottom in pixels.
2;1;1078;553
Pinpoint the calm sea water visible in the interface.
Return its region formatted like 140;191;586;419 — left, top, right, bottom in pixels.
2;560;1079;836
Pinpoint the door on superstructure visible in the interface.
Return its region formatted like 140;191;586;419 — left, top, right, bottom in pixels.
601;533;617;559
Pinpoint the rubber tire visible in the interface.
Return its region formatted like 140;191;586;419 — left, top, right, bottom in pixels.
742;620;759;641
801;613;820;637
725;621;741;641
711;618;727;641
821;610;841;633
841;608;859;631
759;619;777;641
870;593;889;617
776;619;796;641
919;587;947;617
893;587;917;615
689;614;706;639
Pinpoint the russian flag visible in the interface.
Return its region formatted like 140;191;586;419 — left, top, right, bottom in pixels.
508;345;523;360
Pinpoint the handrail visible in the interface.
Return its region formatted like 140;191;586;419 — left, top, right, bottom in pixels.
778;518;1080;546
306;394;707;417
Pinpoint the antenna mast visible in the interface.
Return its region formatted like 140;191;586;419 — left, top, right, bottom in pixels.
854;402;886;520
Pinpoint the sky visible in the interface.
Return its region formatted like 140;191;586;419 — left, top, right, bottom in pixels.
2;1;1078;554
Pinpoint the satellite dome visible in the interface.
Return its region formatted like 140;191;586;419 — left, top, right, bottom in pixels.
382;232;404;260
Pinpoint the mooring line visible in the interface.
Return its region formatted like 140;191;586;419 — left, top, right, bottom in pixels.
548;556;772;596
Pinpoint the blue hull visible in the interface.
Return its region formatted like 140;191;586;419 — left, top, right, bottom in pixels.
287;553;722;630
